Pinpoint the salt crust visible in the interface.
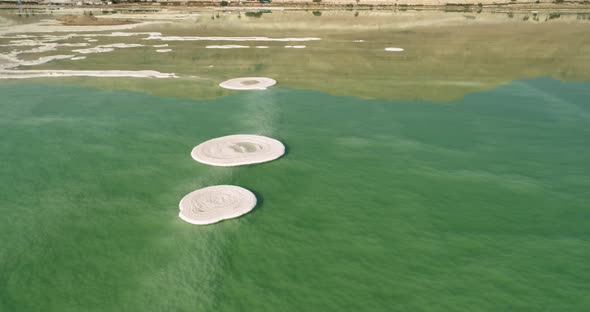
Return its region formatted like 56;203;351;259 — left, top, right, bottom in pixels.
191;134;285;167
206;45;249;49
145;33;321;42
385;47;404;52
219;77;276;90
0;69;177;79
178;185;257;225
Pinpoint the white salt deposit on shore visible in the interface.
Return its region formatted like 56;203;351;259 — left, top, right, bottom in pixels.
101;43;144;49
385;47;404;52
71;56;86;60
72;47;114;54
0;69;177;79
191;134;285;167
72;43;143;54
146;33;321;42
156;49;172;53
255;46;269;49
285;45;306;48
153;44;168;48
206;45;250;49
0;21;162;36
19;55;74;66
219;77;276;90
178;185;257;225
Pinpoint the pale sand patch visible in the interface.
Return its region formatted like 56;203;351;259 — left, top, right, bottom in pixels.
354;40;365;42
285;45;306;48
87;39;98;42
219;77;276;90
71;56;86;61
153;44;169;48
146;33;321;42
191;134;285;167
156;49;172;53
255;46;269;49
385;47;404;52
205;45;250;49
0;69;177;79
178;185;257;225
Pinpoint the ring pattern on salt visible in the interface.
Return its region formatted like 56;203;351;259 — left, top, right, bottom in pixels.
191;134;285;167
219;77;277;90
179;185;257;225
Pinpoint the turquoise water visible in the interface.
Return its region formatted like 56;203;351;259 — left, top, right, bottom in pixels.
1;79;590;311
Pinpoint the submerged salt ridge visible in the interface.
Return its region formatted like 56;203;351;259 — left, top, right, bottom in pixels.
0;69;177;79
145;33;321;42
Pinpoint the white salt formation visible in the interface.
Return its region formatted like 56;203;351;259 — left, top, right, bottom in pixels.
156;49;172;53
385;47;404;52
179;185;257;225
206;45;249;49
219;77;276;90
0;69;177;79
191;134;285;167
145;34;321;42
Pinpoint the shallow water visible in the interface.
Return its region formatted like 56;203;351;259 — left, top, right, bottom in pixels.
1;9;590;312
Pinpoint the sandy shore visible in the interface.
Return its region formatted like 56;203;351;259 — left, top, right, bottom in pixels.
1;0;587;10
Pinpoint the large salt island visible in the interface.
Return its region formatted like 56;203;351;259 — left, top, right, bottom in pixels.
191;134;285;167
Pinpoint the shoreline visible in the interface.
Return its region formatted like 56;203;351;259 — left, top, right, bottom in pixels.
2;2;590;11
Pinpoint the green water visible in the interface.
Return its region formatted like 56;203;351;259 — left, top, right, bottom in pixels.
1;78;589;311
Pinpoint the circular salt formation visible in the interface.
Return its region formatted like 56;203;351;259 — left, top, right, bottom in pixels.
179;185;257;225
219;77;276;90
191;134;285;167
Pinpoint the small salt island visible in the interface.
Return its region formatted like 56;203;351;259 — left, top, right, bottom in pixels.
219;77;276;90
191;134;285;167
179;185;257;225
